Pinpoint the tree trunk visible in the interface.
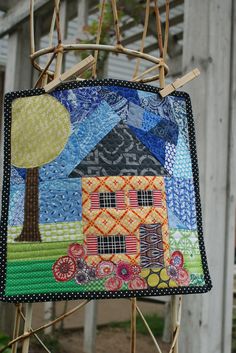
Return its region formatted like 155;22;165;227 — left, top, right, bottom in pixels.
16;167;41;242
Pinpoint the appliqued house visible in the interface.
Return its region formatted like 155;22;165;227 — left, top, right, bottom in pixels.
69;121;176;268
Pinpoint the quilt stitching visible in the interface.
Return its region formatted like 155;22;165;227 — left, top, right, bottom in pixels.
0;79;212;302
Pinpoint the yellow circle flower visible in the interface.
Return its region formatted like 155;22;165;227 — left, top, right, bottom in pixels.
158;282;168;288
151;268;161;273
169;279;178;287
147;274;159;287
140;269;150;278
160;268;170;281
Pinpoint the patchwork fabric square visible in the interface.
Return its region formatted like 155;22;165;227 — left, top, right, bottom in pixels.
0;79;212;302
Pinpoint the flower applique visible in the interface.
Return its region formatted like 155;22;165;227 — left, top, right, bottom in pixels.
167;251;190;286
128;276;147;290
52;256;76;282
52;243;147;291
96;261;116;278
68;243;85;258
105;276;123;291
116;262;134;281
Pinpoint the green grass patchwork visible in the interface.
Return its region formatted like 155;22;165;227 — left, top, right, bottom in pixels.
4;225;206;296
5;259;107;296
7;221;84;243
7;241;76;261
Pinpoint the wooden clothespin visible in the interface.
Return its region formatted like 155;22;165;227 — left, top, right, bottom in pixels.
159;68;200;97
44;55;95;93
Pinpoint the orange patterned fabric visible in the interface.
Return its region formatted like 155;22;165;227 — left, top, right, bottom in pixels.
82;176;170;266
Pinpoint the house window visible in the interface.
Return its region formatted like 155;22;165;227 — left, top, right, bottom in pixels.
86;234;137;255
137;190;153;206
98;235;126;254
129;190;162;208
90;191;125;210
99;192;116;208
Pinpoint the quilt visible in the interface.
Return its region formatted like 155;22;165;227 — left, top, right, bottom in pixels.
0;79;212;302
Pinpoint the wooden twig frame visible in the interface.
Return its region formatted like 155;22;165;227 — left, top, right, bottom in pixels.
92;0;106;78
29;0;170;85
130;298;137;353
154;0;164;58
30;43;169;80
0;301;89;353
6;2;197;353
111;0;122;47
44;55;95;92
132;0;150;79
163;0;170;61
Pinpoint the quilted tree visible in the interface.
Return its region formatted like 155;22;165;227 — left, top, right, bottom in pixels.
11;94;71;241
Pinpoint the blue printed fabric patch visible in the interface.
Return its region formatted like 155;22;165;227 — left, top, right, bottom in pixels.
165;177;197;230
8;179;82;226
51;87;102;128
129;125;167;167
108;86;140;105
40;100;121;180
39;179;82;223
173;134;192;178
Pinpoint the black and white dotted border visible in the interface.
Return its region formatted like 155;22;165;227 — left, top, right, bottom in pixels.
0;79;212;303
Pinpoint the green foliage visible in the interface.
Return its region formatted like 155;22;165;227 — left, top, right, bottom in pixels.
77;3;124;78
0;331;11;353
108;313;164;337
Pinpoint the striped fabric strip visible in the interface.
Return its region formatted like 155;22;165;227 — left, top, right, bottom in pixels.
90;193;100;210
153;190;162;207
125;235;137;254
86;235;98;255
129;190;139;207
115;190;126;209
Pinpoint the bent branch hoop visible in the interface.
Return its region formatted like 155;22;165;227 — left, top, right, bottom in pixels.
29;0;170;84
30;44;169;83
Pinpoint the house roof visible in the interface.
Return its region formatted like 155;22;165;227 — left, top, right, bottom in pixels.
69;123;169;178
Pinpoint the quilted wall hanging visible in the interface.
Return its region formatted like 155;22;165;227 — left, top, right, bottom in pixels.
0;79;212;302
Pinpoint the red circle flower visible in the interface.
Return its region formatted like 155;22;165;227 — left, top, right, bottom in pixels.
116;262;133;282
170;251;184;268
96;261;116;278
52;256;76;282
68;243;85;259
128;276;147;290
105;276;123;291
177;268;190;286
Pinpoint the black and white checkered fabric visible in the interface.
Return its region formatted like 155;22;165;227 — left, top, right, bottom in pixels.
137;190;153;207
99;192;116;208
98;235;126;254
